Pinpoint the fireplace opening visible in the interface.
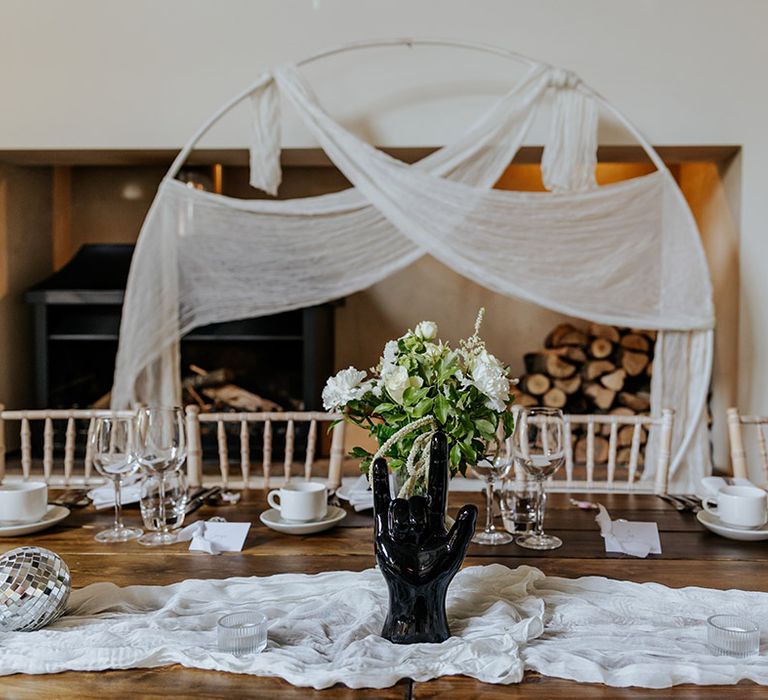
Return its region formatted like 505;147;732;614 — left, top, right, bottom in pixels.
0;146;739;473
24;244;336;461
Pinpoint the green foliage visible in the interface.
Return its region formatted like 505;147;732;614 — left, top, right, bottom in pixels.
340;324;516;487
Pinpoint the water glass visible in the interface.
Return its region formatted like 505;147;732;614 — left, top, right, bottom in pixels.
500;480;539;534
217;611;268;655
140;471;188;533
707;615;760;657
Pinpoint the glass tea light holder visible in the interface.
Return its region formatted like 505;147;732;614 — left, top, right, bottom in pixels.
217;611;268;655
707;615;760;657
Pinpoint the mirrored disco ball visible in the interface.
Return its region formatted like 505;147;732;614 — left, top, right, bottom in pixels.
0;546;71;632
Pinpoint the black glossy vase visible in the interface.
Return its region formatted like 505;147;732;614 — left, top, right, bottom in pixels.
371;431;478;644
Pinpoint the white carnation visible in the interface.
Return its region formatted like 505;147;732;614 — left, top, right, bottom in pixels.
415;320;438;340
322;367;368;410
380;340;399;374
468;350;510;412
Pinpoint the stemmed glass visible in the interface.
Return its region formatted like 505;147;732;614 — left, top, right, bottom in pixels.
512;407;566;550
90;416;143;543
135;406;187;546
471;436;514;545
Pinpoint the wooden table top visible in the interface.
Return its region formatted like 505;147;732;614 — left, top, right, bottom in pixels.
1;489;767;699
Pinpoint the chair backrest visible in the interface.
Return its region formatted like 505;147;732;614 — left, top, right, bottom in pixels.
185;406;346;489
0;405;136;485
535;408;675;494
727;407;768;483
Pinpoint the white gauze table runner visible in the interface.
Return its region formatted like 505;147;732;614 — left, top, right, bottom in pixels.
2;564;767;689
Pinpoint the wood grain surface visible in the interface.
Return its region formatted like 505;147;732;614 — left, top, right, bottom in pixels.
0;489;765;698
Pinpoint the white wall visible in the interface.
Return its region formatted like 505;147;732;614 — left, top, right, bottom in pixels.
1;0;767;461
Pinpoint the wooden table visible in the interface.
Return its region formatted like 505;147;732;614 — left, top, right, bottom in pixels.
1;490;767;698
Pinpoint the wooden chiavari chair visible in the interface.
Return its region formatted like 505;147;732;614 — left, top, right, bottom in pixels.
184;407;347;490
537;408;675;494
0;405;136;486
727;407;768;483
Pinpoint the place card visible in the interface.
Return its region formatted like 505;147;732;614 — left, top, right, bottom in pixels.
596;505;662;558
604;520;662;556
177;520;251;554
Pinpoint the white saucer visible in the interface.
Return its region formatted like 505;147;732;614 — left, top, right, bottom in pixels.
0;505;70;537
260;506;346;535
697;510;768;541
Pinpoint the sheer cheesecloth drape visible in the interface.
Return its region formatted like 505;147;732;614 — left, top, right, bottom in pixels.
112;61;715;492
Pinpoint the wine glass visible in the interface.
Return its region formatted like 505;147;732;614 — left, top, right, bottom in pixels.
135;406;187;546
90;416;143;543
512;407;566;550
471;436;514;545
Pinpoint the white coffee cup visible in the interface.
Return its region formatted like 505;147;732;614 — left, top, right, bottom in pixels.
703;485;767;529
0;482;48;524
267;482;327;522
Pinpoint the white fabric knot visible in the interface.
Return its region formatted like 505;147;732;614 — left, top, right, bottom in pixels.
176;520;222;554
547;67;580;90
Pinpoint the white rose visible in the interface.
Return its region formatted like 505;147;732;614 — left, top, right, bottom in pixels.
382;366;409;404
322;366;368;410
469;350;510;412
382;366;423;404
414;320;438;340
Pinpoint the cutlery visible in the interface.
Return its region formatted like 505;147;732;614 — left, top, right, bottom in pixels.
677;495;702;511
51;489;90;509
185;486;222;515
659;494;701;512
658;494;687;512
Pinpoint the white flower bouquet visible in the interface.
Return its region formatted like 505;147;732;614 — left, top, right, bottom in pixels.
322;310;515;495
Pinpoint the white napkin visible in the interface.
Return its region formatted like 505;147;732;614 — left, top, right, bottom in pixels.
344;474;395;512
595;505;662;558
176;519;251;554
87;475;142;510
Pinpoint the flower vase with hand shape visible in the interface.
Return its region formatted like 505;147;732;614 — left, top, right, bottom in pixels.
372;431;478;644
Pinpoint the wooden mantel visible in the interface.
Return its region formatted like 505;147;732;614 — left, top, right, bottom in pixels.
0;145;740;168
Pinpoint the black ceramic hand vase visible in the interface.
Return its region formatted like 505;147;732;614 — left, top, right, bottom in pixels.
372;431;478;644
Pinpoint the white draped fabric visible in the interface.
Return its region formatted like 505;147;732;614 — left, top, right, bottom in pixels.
112;61;714;491
2;565;767;688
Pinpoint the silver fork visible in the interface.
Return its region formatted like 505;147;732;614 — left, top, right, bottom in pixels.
658;494;687;511
677;495;702;512
663;495;701;512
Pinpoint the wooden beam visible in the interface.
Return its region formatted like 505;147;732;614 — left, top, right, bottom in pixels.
0;145;741;168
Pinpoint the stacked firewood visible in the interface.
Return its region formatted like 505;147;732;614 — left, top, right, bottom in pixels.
183;365;285;413
513;323;656;465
